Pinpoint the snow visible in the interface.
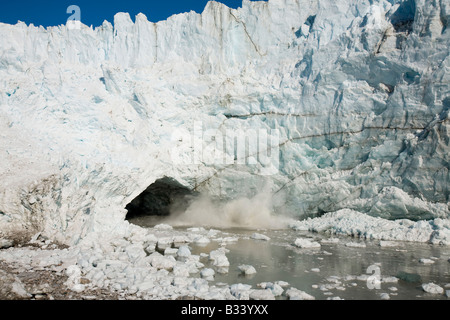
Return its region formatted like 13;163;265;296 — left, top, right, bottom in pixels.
0;0;449;301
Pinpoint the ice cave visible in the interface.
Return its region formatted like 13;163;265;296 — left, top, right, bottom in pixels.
125;177;198;219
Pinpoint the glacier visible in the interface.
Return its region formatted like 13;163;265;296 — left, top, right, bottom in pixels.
0;0;449;246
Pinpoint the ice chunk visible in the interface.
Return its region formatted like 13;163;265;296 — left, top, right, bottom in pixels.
294;238;321;249
345;242;366;248
0;239;14;249
147;252;176;271
11;280;31;298
257;282;284;296
249;289;275;300
389;287;398;292
172;264;190;277
321;238;340;244
238;264;257;275
209;248;230;267
419;258;435;264
200;268;215;280
156;238;173;251
154;224;173;231
230;283;252;300
422;283;444;294
125;244;146;263
251;233;270;241
380;293;390;300
381;276;398;284
285;288;315;300
275;281;289;287
177;245;191;258
193;236;210;245
379;241;400;247
64;265;85;293
164;248;178;256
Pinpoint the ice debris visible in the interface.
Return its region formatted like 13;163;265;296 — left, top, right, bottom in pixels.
294;238;321;249
422;283;444;294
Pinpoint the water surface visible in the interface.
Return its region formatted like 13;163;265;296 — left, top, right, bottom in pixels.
130;217;450;300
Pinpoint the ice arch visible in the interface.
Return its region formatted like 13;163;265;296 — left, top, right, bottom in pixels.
125;177;198;219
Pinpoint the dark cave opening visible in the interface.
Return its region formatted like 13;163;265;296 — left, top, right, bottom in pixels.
125;177;198;220
389;0;416;33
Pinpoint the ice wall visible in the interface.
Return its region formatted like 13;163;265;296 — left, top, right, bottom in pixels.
0;0;448;244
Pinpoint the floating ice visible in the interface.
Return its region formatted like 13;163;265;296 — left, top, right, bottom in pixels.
294;238;321;249
422;283;444;294
251;233;271;241
419;258;435;265
249;289;275;300
380;293;390;300
230;283;252;300
379;241;400;247
238;264;257;275
345;242;367;248
321;238;340;244
176;245;191;258
285;288;315;300
200;268;215;281
209;248;230;267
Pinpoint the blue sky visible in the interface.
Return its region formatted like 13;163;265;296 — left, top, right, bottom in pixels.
0;0;246;28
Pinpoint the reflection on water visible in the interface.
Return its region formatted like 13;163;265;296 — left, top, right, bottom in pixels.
130;217;450;300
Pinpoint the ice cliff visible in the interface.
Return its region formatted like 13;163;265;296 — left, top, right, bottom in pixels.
0;0;449;244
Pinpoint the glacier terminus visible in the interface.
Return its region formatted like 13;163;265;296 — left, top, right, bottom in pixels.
0;0;449;301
